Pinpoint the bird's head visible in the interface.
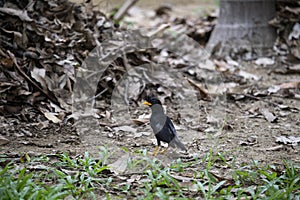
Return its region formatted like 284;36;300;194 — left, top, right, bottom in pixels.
143;96;162;107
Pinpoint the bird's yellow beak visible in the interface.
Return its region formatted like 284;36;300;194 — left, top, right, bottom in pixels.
143;101;152;106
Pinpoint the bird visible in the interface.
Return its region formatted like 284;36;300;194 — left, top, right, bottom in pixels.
143;96;187;156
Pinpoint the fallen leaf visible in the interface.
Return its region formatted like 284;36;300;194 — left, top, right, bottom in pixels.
109;153;130;175
32;121;50;129
187;78;211;100
113;125;136;133
171;174;194;182
134;132;143;138
288;23;300;40
237;69;260;81
0;135;10;145
131;118;148;125
260;108;277;123
31;67;47;89
127;174;142;183
43;112;62;123
267;85;281;94
288;64;300;73
279;80;300;89
134;131;151;138
27;164;50;170
254;57;275;66
276;136;300;146
105;111;111;120
239;136;257;146
0;7;33;22
214;59;232;72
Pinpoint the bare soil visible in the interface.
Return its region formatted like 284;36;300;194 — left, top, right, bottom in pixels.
1;62;299;169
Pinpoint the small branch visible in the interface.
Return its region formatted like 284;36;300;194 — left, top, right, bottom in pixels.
147;23;170;37
113;0;139;22
186;78;212;101
98;121;134;128
258;145;284;151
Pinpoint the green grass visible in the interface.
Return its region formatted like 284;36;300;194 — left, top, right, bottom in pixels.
0;147;299;199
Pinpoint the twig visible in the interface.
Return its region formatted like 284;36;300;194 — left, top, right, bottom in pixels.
113;0;139;22
186;78;212;101
147;23;171;37
98;121;134;128
258;145;284;151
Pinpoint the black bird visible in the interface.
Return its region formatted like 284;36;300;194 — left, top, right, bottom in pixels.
143;96;187;156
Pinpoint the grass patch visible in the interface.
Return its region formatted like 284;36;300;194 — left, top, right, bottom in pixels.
0;148;299;199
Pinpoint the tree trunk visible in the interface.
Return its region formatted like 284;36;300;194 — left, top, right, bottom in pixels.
207;0;276;60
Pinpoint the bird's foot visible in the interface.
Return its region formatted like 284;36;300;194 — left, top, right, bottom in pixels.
148;146;160;157
159;147;169;154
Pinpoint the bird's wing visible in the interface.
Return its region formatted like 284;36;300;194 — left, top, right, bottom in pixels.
166;117;187;151
166;116;177;136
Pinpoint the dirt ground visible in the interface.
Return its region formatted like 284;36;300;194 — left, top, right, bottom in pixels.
1;61;299;169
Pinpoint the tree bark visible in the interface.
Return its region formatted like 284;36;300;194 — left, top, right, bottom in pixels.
207;0;276;60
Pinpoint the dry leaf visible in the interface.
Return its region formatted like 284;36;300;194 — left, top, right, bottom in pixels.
0;135;10;145
43;112;62;123
214;59;232;72
113;125;137;133
31;67;47;89
260;108;277;123
289;64;300;73
288;23;300;40
276;136;300;146
134;132;143;138
237;69;260;81
279;81;300;89
267;85;281;94
109;153;130;175
254;57;275;66
0;7;33;22
239;136;257;146
187;78;210;100
131;118;148;125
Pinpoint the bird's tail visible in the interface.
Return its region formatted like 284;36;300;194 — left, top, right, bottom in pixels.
171;136;187;151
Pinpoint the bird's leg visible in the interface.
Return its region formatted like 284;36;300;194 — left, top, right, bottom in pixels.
152;146;160;156
160;146;169;154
